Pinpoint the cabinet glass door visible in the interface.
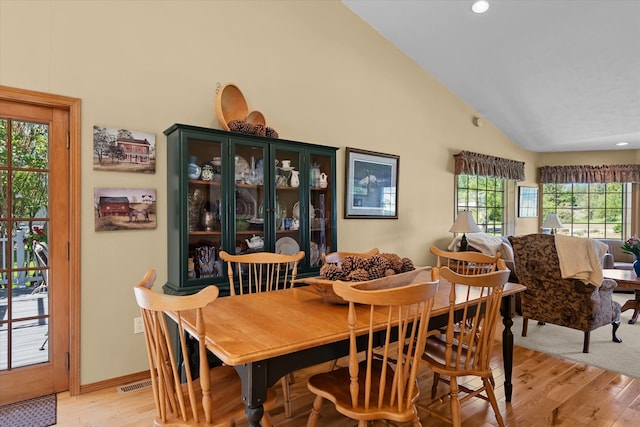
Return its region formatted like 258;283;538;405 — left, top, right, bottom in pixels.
233;142;267;254
273;147;303;257
309;152;333;268
186;137;224;280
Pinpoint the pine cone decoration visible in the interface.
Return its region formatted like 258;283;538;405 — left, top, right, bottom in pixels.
352;256;370;271
320;263;343;281
253;124;266;137
347;268;369;282
238;121;255;134
265;127;279;138
341;256;356;276
379;253;404;272
227;120;244;131
384;269;396;277
401;257;415;272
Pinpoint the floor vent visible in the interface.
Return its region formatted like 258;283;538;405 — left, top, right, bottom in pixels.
117;378;153;394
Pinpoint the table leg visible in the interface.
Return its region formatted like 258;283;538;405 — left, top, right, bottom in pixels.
500;294;516;403
235;363;268;427
620;290;640;324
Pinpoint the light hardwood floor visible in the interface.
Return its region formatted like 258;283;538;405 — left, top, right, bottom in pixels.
58;342;640;426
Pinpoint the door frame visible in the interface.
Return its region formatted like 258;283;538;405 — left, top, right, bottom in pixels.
0;85;81;396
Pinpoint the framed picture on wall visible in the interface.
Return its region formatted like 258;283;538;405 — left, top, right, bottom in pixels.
94;188;157;231
345;147;399;219
518;186;538;217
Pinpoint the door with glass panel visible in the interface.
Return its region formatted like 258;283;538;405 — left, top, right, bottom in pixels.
0;101;70;404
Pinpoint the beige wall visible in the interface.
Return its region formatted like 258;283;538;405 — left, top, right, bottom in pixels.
0;0;636;385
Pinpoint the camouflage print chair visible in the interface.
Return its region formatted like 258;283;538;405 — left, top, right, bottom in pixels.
509;233;622;353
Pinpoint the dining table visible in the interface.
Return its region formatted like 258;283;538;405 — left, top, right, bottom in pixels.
168;275;526;427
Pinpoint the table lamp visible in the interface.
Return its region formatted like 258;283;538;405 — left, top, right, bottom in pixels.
449;211;481;251
542;213;564;235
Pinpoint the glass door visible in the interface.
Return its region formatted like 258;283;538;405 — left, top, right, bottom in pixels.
232;141;267;254
309;151;334;268
273;147;303;258
0;102;70;404
186;137;224;281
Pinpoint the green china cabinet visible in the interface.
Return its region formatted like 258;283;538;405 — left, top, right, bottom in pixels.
164;124;338;295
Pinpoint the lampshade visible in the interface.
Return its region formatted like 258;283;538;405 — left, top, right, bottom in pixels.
542;213;564;229
449;211;481;234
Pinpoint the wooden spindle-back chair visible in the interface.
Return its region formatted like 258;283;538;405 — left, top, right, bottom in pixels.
306;268;440;427
133;269;275;426
420;265;510;427
218;250;304;418
430;245;501;275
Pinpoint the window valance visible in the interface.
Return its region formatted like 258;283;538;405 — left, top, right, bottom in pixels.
453;151;525;181
538;164;640;184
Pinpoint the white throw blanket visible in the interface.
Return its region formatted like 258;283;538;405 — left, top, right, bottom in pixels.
448;232;504;256
555;234;608;287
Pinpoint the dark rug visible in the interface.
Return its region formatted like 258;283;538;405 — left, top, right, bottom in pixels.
0;394;56;427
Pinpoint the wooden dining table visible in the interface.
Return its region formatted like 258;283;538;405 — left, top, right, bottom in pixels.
168;277;526;427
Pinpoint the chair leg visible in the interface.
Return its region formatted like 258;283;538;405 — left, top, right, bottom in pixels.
261;412;273;427
431;372;440;399
39;332;49;351
583;331;591;353
612;321;622;343
482;376;505;427
449;376;462;427
281;376;292;418
522;317;528;337
307;395;323;427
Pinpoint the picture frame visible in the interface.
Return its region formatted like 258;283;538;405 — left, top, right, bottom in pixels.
94;187;157;231
345;147;399;219
93;126;156;173
518;186;538;218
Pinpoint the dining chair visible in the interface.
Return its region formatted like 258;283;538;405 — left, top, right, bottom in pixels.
321;247;380;264
306;268;440;427
420;265;510;427
218;250;305;296
430;245;501;274
31;241;49;295
218;250;304;418
133;269;276;426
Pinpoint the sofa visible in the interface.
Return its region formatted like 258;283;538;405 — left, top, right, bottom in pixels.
599;239;635;270
509;233;622;353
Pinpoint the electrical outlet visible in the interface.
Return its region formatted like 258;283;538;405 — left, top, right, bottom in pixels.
134;317;144;334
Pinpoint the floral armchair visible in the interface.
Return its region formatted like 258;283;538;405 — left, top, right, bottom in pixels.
509;233;622;353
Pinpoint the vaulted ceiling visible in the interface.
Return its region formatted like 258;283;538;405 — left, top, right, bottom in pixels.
343;0;640;153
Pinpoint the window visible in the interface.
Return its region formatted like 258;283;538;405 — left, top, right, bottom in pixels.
541;183;630;238
456;174;505;236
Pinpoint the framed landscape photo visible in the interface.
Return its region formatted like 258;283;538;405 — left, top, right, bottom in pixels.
518;186;538;217
345;147;399;219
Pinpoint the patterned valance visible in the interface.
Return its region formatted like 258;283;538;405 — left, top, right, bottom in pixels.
538;164;640;184
453;151;525;181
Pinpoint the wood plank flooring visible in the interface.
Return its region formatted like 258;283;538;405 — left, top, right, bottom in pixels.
57;341;640;426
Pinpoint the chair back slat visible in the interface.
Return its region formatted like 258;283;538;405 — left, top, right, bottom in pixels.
219;250;304;295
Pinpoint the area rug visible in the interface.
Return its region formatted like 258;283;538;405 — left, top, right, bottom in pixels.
0;394;56;427
512;293;640;378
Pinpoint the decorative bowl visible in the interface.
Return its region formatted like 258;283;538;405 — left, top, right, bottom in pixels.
307;278;348;305
215;83;249;131
298;267;431;305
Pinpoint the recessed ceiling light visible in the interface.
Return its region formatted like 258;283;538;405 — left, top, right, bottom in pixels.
616;142;629;146
472;1;490;14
